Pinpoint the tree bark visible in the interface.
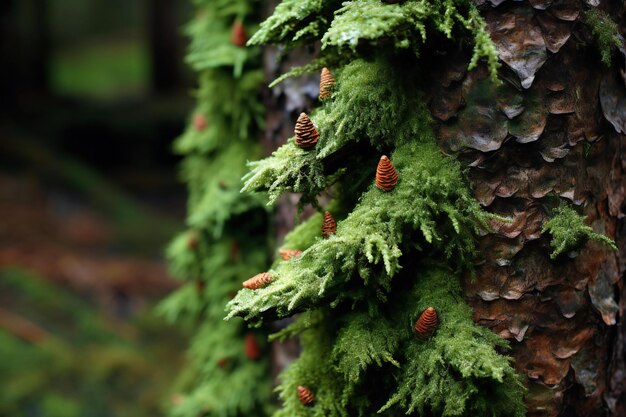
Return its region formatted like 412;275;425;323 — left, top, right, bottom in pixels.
425;2;626;415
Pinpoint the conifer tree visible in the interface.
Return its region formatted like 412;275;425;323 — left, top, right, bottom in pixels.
159;1;274;417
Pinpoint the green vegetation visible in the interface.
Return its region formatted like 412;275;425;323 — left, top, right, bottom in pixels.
0;267;183;417
51;37;149;98
160;1;274;416
225;0;526;415
542;204;617;259
584;9;622;66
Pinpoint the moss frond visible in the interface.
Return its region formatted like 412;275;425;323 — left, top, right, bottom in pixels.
380;267;525;417
242;139;329;205
542;204;617;259
247;0;342;46
584;9;622;66
175;69;265;155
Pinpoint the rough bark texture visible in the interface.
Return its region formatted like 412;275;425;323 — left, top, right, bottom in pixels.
426;1;626;415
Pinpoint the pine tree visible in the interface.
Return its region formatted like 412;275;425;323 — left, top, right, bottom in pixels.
158;2;274;417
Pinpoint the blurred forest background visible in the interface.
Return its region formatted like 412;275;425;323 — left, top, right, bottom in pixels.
0;1;198;416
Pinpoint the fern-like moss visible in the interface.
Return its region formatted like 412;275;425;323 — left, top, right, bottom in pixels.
542;204;617;259
584;9;622;66
269;266;525;417
227;139;489;321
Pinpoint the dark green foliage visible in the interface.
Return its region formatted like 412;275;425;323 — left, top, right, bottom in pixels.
265;267;524;417
229;139;490;321
584;9;622;66
250;0;499;81
542;204;617;259
160;0;274;416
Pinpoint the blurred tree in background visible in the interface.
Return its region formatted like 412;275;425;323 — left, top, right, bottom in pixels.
0;1;195;417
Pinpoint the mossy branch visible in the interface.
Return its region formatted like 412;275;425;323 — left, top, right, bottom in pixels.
542;204;617;259
227;140;489;322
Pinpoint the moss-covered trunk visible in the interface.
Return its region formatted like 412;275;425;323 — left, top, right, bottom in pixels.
425;2;626;415
255;0;626;416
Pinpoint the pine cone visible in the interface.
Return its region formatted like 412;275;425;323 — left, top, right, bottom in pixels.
294;113;319;149
193;113;207;131
319;67;335;100
243;272;272;290
321;211;337;238
231;21;247;47
244;333;261;360
187;231;199;250
414;307;438;337
375;155;399;191
297;385;315;405
278;249;303;260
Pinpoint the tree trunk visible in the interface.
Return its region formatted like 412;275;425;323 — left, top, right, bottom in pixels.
425;2;626;415
260;0;626;414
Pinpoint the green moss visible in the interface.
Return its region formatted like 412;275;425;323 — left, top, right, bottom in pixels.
225;0;525;415
542;204;617;259
161;1;274;416
380;266;525;416
227;139;489;321
268;266;525;417
247;0;342;46
175;69;265;155
584;9;622;66
253;0;500;83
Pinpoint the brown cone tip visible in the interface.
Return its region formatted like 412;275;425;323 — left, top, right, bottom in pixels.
319;67;335;100
231;21;247;47
321;211;337;238
193;114;207;131
297;385;315;405
414;306;438;337
294;113;319;149
279;249;303;260
243;272;272;290
376;155;399;192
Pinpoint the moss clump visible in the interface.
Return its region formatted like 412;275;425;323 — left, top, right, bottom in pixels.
584;9;623;66
251;0;499;82
542;204;617;259
268;266;525;417
228;138;490;322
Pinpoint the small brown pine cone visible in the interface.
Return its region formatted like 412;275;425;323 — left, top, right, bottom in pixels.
278;249;303;260
375;155;399;191
297;386;315;405
319;67;335;100
231;21;247;47
187;231;199;250
243;272;272;290
193;113;207;131
321;211;337;238
244;333;261;360
195;279;205;294
294;113;319;149
414;307;438;337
